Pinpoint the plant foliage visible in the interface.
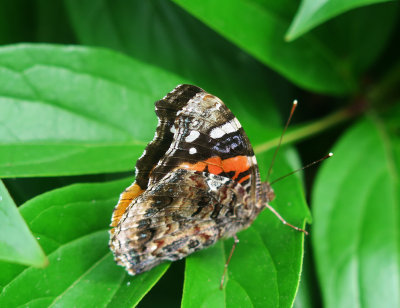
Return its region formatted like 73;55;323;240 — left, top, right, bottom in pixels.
0;0;399;307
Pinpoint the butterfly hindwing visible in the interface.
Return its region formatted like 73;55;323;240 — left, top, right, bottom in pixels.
109;169;251;275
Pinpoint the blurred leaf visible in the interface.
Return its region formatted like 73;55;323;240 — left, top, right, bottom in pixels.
287;0;391;41
65;0;398;94
0;178;169;307
35;0;76;43
172;0;357;94
173;0;398;94
0;180;46;267
0;0;75;45
312;107;400;307
183;148;311;308
0;0;35;44
64;0;291;107
310;3;398;76
0;44;184;177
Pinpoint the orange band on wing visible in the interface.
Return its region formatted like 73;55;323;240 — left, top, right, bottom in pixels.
179;155;250;180
111;183;144;227
238;174;251;184
221;156;250;179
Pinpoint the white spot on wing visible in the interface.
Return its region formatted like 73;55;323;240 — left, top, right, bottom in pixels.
222;121;237;134
210;127;225;139
207;178;220;192
210;120;239;139
206;174;229;192
189;147;197;154
185;130;200;142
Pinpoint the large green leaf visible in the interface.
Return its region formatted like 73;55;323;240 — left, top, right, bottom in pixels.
0;44;183;177
0;38;283;178
182;148;311;308
172;0;397;94
64;0;292;105
0;178;169;307
0;180;46;267
312;108;400;307
286;0;392;41
293;242;318;308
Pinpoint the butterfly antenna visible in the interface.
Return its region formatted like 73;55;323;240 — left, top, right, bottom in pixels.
266;100;298;182
270;153;333;185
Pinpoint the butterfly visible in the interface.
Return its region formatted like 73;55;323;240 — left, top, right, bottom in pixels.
109;84;307;279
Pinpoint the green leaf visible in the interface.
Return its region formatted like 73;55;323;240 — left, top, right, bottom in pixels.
182;148;311;308
0;180;46;267
0;44;184;177
0;178;169;307
0;43;283;178
310;3;398;76
286;0;392;41
64;0;292;106
172;0;397;94
171;0;349;94
312;108;400;307
293;242;318;308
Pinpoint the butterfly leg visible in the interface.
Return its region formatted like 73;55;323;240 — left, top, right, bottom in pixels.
265;203;308;235
220;234;239;290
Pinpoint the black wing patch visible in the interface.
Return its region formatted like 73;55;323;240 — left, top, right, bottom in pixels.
134;84;203;189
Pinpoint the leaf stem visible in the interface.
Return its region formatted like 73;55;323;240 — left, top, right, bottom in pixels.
254;107;353;154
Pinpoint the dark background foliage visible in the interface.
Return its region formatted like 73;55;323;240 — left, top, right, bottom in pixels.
0;0;399;307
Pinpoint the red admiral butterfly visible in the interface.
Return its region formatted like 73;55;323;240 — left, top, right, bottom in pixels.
109;84;307;280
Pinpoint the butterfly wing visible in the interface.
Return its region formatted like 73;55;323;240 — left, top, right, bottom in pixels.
151;86;261;198
109;168;250;275
110;84;265;275
110;85;203;227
